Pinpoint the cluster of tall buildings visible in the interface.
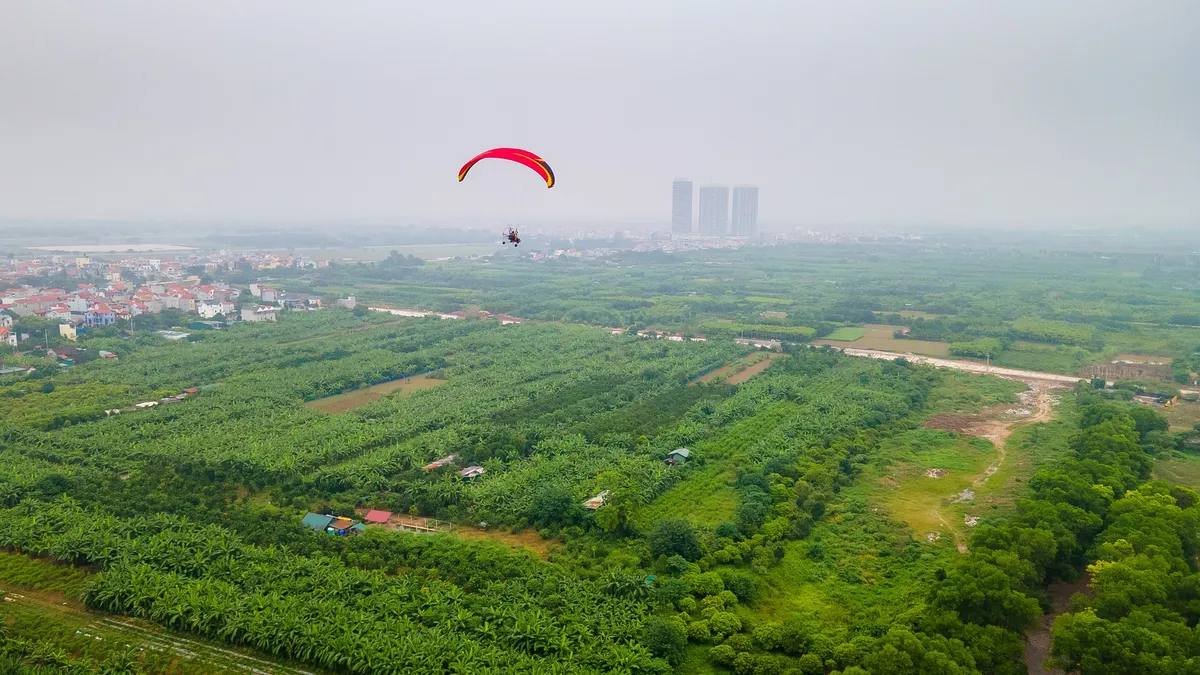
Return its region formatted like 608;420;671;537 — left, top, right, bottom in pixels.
671;179;758;237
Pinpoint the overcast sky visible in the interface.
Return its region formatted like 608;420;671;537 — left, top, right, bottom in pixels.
2;1;1197;228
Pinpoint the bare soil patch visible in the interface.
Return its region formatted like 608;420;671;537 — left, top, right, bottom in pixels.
726;353;785;384
451;526;561;560
692;353;783;385
307;372;445;414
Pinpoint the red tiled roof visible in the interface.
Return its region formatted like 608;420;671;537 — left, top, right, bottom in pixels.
364;510;392;523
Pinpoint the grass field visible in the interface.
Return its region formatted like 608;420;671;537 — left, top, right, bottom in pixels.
873;429;997;545
631;464;739;531
813;324;952;357
451;527;562;560
306;372;446;413
1154;455;1200;490
824;326;867;341
1161;400;1200;432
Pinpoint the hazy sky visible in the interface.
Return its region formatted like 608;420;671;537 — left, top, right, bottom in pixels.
2;1;1198;228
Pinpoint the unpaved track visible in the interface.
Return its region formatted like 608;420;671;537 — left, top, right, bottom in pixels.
0;583;317;675
928;386;1060;554
838;347;1086;385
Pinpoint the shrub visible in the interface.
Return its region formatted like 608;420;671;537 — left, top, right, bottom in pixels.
641;617;688;666
649;518;702;561
709;611;743;639
710;644;736;666
687;571;724;596
686;620;712;642
717;589;739;608
721;572;758;603
753;621;784;650
726;633;753;652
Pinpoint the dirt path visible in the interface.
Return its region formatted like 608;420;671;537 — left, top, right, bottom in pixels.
0;583;318;675
1024;574;1092;675
838;347;1086;385
973;392;1056;488
926;386;1060;553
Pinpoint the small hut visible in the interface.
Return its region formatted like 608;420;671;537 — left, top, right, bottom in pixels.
666;448;691;465
459;466;486;480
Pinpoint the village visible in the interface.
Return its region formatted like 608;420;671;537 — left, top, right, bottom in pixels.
0;250;358;350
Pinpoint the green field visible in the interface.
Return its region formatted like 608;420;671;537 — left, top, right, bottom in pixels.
3;232;1200;674
823;326;867;341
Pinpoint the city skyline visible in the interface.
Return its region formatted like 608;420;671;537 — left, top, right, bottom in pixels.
1;3;1195;226
672;181;758;236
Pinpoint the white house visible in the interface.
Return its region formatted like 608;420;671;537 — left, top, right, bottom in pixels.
241;306;277;322
198;300;235;319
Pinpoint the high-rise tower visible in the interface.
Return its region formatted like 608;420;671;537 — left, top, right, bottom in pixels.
697;185;729;236
671;179;693;234
731;186;759;237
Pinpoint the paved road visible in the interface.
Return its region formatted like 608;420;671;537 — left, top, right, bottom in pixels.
836;347;1086;385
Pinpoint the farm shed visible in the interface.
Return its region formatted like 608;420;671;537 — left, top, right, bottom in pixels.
459;466;486;480
364;510;392;524
301;513;334;531
666;448;691;465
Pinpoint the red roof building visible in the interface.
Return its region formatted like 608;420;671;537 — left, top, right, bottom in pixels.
363;510;392;524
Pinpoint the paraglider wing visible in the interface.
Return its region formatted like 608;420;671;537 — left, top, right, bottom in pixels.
458;147;555;188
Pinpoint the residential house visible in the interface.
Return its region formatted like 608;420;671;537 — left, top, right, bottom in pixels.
197;300;235;319
58;324;78;342
260;288;279;303
85;304;117;327
0;314;12;328
241;306;277;323
48;346;81;363
335;296;357;309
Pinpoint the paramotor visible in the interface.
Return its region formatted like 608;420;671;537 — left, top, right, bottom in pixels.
458;147;555;188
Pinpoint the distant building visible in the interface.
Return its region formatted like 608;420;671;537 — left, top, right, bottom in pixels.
241;306;277;323
336;296;357;309
197;300;234;319
58;323;78;342
698;185;729;236
458;466;486;480
85;304;116;327
731;186;759;237
671;179;693;234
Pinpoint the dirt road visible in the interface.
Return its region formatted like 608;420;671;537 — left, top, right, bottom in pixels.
0;583;317;675
925;384;1062;554
838;347;1086;385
